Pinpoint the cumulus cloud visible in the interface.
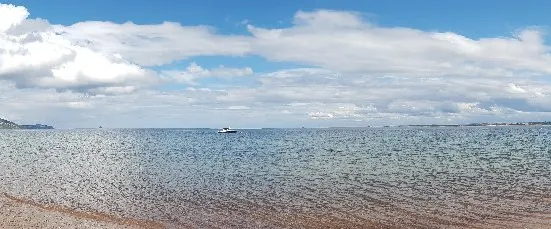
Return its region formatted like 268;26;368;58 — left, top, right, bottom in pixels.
0;3;155;94
0;4;28;32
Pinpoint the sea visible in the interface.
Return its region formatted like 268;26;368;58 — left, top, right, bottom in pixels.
1;126;551;228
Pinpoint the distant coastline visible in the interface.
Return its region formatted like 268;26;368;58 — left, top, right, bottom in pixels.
2;116;550;130
0;118;54;129
404;121;551;127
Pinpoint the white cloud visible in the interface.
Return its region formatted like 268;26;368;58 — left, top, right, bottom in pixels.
0;4;28;32
210;67;551;123
293;10;365;28
309;111;334;119
247;10;551;76
55;21;251;66
0;4;155;94
162;62;253;85
227;105;250;110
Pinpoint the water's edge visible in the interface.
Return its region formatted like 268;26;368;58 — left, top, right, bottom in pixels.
3;192;163;228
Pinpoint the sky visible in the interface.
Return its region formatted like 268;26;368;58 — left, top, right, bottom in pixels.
2;1;551;128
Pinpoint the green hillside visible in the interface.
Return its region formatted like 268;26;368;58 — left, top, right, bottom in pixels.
0;118;20;129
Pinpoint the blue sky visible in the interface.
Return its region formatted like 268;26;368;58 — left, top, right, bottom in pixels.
10;0;551;36
1;1;551;128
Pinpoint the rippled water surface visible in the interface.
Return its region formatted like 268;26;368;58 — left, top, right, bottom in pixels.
1;127;551;228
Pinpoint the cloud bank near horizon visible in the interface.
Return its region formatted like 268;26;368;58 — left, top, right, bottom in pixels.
1;3;551;127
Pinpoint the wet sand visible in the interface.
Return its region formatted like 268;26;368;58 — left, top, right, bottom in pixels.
0;192;386;229
0;193;162;229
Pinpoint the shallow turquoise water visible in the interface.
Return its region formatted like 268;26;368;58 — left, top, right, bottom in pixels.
1;127;551;228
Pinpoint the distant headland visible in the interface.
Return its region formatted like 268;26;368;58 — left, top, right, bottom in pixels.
0;118;54;129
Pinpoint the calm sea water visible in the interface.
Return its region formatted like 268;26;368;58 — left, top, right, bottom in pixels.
1;127;551;228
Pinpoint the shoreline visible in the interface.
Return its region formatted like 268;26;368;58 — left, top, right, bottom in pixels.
1;192;550;229
0;193;163;229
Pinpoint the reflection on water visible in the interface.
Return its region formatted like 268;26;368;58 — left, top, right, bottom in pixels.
1;127;551;228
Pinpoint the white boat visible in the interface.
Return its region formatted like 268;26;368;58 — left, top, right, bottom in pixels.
217;127;237;133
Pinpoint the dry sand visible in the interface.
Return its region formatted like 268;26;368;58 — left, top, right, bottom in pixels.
0;193;163;229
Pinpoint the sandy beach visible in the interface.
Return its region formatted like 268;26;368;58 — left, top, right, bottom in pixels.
0;193;162;229
2;191;551;229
